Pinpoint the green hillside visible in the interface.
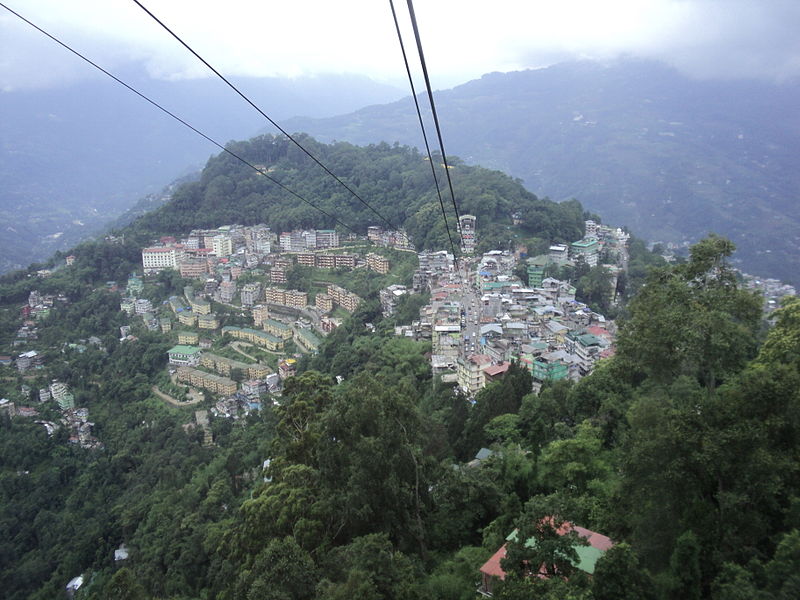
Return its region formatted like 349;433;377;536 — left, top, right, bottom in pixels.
129;134;587;251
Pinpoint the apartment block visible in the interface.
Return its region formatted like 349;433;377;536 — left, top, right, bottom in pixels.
252;304;270;327
176;366;237;396
270;267;287;284
200;353;269;380
316;293;333;313
326;284;361;313
366;253;390;274
263;318;293;340
222;326;285;351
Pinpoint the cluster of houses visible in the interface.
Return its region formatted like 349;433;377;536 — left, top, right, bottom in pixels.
400;220;626;396
741;273;797;314
0;380;102;449
166;342;286;419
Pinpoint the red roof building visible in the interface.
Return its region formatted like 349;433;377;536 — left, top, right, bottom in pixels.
479;522;613;596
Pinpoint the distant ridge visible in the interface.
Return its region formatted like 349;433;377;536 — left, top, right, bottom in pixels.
0;69;404;273
283;59;800;283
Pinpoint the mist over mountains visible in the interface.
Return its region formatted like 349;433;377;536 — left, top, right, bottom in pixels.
0;70;403;273
284;60;800;283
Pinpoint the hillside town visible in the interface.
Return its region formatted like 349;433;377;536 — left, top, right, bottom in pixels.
4;217;796;445
394;219;631;396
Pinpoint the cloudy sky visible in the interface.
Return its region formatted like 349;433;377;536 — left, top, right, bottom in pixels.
2;0;800;91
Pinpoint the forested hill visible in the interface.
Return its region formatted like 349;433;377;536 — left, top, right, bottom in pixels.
129;134;587;251
283;59;800;284
0;71;403;274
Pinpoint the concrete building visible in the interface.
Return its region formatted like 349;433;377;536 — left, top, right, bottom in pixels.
327;284;361;313
176;367;237;396
240;283;262;307
142;246;184;274
263;318;293;340
252;304;270;327
222;326;285;351
571;238;600;267
178;331;200;345
167;345;202;367
200;353;269;380
459;214;477;254
212;235;233;257
380;285;408;317
315;229;339;248
366;253;390;274
316;293;333;313
457;354;492;396
270;267;287;284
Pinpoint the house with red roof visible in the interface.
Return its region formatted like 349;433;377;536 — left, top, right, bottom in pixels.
478;522;613;596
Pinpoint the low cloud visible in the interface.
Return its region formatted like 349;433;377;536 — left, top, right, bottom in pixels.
1;0;799;91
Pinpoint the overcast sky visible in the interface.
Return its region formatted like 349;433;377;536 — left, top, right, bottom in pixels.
2;0;800;92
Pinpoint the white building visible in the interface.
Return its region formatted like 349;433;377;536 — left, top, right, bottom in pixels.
142;247;183;274
212;235;233;257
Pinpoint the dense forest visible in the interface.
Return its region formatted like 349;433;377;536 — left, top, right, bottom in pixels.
1;137;799;599
127;134;586;254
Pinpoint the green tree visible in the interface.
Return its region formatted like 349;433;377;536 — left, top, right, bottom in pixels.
592;542;654;600
105;567;148;600
616;235;761;392
668;531;702;600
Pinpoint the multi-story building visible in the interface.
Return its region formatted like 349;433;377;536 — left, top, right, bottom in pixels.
177;311;197;327
327;285;361;313
200;353;269;380
178;331;200;345
167;345;202;367
120;298;135;315
159;317;172;333
366;253;390;274
527;255;549;287
316;254;336;269
240;283;262;307
570;238;600;267
296;253;316;267
531;350;571;383
315;229;339;248
270;267;287;284
295;327;321;352
217;281;237;303
212;235;233;257
222;326;285;351
335;254;357;268
16;350;43;372
284;290;308;309
278;358;297;379
263;318;293;340
548;244;569;264
185;288;211;315
134;298;154;314
179;259;209;279
197;313;220;330
127;275;144;295
367;226;383;243
252;304;270;327
176;367;237;396
380;285;408;317
142;246;184;274
458;214;477;254
457;354;492;396
316;293;333;313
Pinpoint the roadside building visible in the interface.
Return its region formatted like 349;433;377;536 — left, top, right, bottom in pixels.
167;345;202;367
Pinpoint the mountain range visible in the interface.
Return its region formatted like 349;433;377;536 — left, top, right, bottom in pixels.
283;60;800;283
0;70;403;273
